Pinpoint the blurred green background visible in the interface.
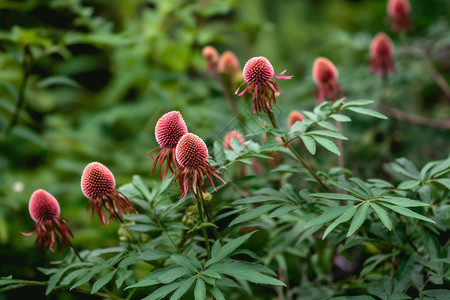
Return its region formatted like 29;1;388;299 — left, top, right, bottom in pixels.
1;0;449;298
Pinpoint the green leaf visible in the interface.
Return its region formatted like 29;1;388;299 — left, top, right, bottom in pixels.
312;136;341;156
234;195;285;205
35;75;81;89
132;175;153;201
171;255;201;273
208;285;226;300
70;264;110;291
142;281;181;300
126;267;190;289
342;99;375;108
420;289;450;300
169;277;196;300
435;178;450;190
323;206;358;239
300;135;316;155
304;205;353;228
194;278;206;300
330;114;352;122
370;203;393;231
229;204;281;226
91;270;117;294
382;203;435;223
347;202;369;237
378;196;428;207
397;180;421;190
310;193;361;201
267;205;296;218
307;130;348;140
347;107;387;119
205;231;256;267
318;121;338;131
330;296;376;300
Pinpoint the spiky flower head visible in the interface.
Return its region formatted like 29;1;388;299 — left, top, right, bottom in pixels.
218;51;240;78
202;45;219;73
22;189;73;252
312;57;343;105
288;111;305;128
175;133;225;200
81;162;137;226
369;33;395;77
149;111;188;180
223;130;245;150
236;56;292;115
387;0;412;32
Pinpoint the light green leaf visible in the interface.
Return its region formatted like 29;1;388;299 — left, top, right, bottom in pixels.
169;277;196;300
208;285;225;300
370;203;392;231
323;206;358;239
382;203;435;223
308;130;348;140
312;136;341;156
304;205;353;228
267;205;296;218
300;135;316;155
132;175;152;201
378;196;428;207
318;121;338;131
397;180;421;190
126;267;190;289
35;75;81;89
91;270;116;294
347;202;369;237
342;99;375;108
194;278;206;300
347;107;387;119
435;178;450;190
330;114;352;122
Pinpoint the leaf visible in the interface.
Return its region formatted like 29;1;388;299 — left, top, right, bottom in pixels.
330;114;352;122
208;285;226;300
435;178;450;190
35;75;81;89
420;289;450;300
378;196;428;207
330;296;376;300
234;195;285;205
368;276;393;299
312;136;340;156
70;264;110;291
347;107;387;119
318;121;338;131
142;281;181;300
126;267;190;289
304;205;353;228
370;203;393;231
91;270;117;294
397;180;421;190
347;202;369;237
171;255;201;273
229;204;281;226
132;175;153;201
323;206;358;239
124;224;160;232
382;203;435;224
169;277;196;300
307;130;348;140
205;231;256;267
300;135;316;155
342;99;375;108
267;205;296;218
194;278;206;300
310;193;361;201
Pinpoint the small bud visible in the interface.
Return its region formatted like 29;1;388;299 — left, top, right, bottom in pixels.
369;32;395;77
218;51;240;78
202;46;219;73
287;111;305;128
312;57;343;105
387;0;413;32
223;130;245;150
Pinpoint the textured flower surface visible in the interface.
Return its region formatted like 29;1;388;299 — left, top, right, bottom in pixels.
22;189;73;252
81;162;137;226
175;133;226;200
223;130;245;150
288;110;305;128
312;57;343;105
369;33;395;77
236;56;292;115
218;51;240;77
149;111;188;180
387;0;412;32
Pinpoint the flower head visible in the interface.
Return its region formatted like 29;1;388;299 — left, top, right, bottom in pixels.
287;110;305;128
312;57;343;105
22;189;73;252
81;162;137;226
175;133;226;200
369;33;395;77
387;0;412;32
223;130;245;150
236;56;292;115
218;51;240;78
202;45;219;73
149;111;188;180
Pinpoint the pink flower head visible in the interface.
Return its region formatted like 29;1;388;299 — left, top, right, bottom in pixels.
236;56;292;115
387;0;412;32
202;45;219;73
369;33;395;77
218;51;240;78
81;162;137;226
312;57;343;105
287;110;305;128
22;189;73;252
175;133;226;200
223;130;246;150
149;111;188;180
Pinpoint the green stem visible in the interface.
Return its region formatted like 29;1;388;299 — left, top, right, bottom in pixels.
335;120;344;168
199;192;219;240
267;110;332;193
153;213;179;251
197;195;211;259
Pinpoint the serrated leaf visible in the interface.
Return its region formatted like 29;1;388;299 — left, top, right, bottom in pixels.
300;135;316;155
347;202;369;237
91;270;116;294
308;130;348;140
229;204;281;226
347;107;387;119
378;196;428;207
323;206;358;239
169;277;196;300
205;231;256;267
312;136;340;155
370;203;393;231
382;203;435;223
304;205;353;228
194;278;206;300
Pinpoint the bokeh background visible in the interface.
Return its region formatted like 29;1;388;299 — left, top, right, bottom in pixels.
1;0;449;298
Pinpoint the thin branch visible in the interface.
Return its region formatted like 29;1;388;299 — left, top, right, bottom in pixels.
378;104;450;129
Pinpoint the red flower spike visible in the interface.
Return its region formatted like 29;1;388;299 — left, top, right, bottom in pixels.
81;162;137;226
175;133;226;200
369;33;395;77
202;46;219;74
236;56;292;115
387;0;412;32
312;57;344;105
223;130;246;150
218;51;240;78
22;189;73;252
288;110;305;128
148;111;188;180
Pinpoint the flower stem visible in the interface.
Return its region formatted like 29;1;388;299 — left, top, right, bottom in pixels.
335;120;344;168
267;110;332;193
197;194;211;259
70;243;84;262
199;192;219;240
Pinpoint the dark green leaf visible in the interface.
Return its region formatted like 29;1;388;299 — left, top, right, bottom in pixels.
370;203;393;231
435;178;450;190
229;204;281;226
304;205;353;228
91;270;117;294
307;130;348;140
206;231;256;267
171;255;201;273
208;285;225;300
347;202;369;236
323;206;358;239
142;281;181;300
194;278;206;300
169;277;196;300
382;203;435;223
312;136;340;155
310;193;361;201
378;196;428;207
